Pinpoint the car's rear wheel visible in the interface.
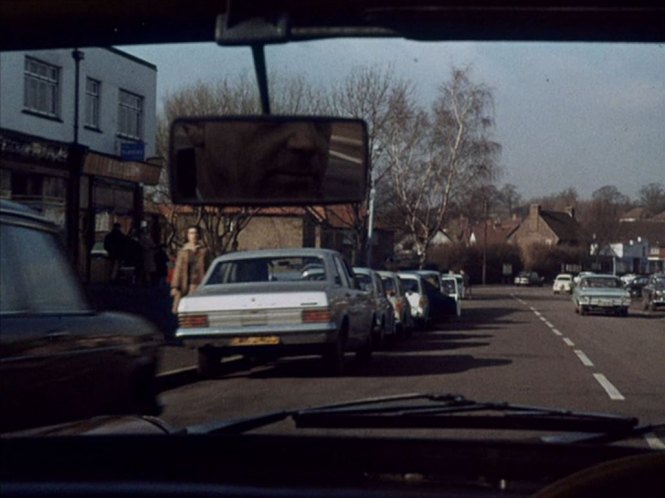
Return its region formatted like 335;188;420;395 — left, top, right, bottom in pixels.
356;328;373;363
198;346;222;377
323;328;347;375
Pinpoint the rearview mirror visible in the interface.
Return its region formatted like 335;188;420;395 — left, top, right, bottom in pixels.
169;116;369;205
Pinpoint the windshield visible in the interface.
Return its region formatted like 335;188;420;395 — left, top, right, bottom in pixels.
2;24;665;451
581;277;622;288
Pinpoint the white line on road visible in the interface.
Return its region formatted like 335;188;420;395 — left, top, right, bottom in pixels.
574;350;594;367
593;373;625;401
563;337;575;347
544;321;554;328
539;316;547;322
552;329;563;336
645;433;665;450
534;310;541;316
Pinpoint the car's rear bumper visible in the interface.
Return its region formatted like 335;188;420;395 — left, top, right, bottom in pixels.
176;323;338;352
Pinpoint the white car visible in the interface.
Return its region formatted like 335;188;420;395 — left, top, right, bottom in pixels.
440;276;462;317
552;273;573;294
397;272;430;329
176;248;374;375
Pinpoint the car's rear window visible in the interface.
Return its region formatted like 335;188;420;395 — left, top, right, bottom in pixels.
582;277;621;288
399;277;420;293
205;256;327;284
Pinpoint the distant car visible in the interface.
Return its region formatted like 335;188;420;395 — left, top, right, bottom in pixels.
440;276;462;318
0;200;161;433
353;267;397;345
377;271;413;335
452;274;466;299
514;271;544;286
552;273;573;294
175;248;374;375
398;272;430;329
572;274;631;316
625;275;649;298
641;273;665;311
573;271;596;287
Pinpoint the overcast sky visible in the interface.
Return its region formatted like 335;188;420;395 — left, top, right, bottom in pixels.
124;40;664;201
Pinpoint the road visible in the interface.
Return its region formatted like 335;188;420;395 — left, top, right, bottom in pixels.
158;285;665;445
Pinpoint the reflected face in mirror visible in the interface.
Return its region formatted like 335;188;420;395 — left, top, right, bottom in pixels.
180;121;332;200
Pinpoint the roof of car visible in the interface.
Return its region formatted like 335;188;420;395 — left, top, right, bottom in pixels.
210;247;341;262
2;1;663;51
0;199;56;229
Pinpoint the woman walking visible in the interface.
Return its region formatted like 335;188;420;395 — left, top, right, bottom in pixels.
170;226;210;313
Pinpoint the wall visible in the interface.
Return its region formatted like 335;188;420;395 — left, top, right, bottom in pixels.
237;216;305;250
0;48;156;157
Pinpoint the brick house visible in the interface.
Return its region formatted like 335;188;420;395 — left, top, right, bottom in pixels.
507;204;582;251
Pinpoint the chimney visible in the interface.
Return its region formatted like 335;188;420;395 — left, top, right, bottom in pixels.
529;204;541;231
565;206;576;219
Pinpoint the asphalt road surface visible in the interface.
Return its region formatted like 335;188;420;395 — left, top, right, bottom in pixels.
158;285;665;446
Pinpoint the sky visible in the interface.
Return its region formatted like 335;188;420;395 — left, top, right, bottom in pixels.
123;40;665;201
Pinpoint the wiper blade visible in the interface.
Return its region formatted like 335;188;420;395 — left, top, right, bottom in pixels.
185;393;639;436
292;393;639;434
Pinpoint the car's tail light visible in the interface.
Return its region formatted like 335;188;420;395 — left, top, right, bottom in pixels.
179;314;209;328
302;308;333;323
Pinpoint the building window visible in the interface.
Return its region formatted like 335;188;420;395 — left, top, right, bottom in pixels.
118;89;143;139
24;57;60;117
85;78;101;129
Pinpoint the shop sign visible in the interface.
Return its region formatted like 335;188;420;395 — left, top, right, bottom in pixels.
0;134;69;164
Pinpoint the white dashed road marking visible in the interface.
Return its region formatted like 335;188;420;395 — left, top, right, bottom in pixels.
563;337;575;347
593;373;625;401
574;350;594;367
552;329;562;336
645;433;665;450
544;321;554;328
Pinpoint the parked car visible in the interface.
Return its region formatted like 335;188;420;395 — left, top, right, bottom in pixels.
398;272;430;329
625;274;649;298
377;270;413;335
0;200;161;433
552;273;574;294
440;275;462;318
514;270;544;286
175;248;374;375
572;274;631;316
451;273;467;299
641;273;665;311
353;267;397;345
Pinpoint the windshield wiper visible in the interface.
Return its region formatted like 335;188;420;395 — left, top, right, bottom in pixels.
187;393;639;437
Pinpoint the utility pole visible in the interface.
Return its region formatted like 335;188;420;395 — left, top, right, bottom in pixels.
366;145;379;268
66;48;86;269
482;196;488;285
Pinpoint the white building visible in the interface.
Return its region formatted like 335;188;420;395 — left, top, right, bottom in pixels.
0;47;160;277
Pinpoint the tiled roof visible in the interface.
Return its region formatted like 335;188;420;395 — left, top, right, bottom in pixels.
540;210;581;242
616;221;665;246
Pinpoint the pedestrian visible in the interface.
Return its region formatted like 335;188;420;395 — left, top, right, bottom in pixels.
103;223;127;282
460;269;471;299
139;228;157;285
170;225;210;313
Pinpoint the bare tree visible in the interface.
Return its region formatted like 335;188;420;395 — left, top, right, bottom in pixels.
638;182;665;215
584;185;631;260
323;65;412;264
386;67;501;268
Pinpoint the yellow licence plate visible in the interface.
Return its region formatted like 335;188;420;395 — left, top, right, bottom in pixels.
230;336;280;346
